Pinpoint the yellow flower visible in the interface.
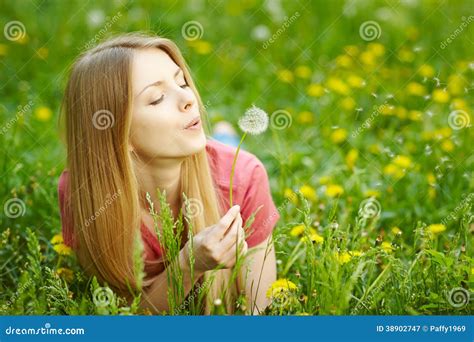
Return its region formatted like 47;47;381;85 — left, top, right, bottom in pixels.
284;188;298;204
451;98;468;111
345;148;359;169
407;82;427;96
349;250;363;257
383;164;405;179
35;106;53;122
335;55;353;68
360;51;376;67
393;155;412;169
299;184;317;201
427;173;436;185
277;69;294;83
418;64;435;78
326;77;350;95
189;40;213;54
344;45;359;56
56;267;74;282
330;128;347;144
53;243;72;256
285;189;300;204
297;111;314;124
301;231;324;244
290;225;305;237
347;74;365;88
326;184;344;197
441;139;455;152
396;107;407;120
294;65;312;79
427;224;446;235
337;251;352;264
432;89;450;103
307;83;325;97
266;279;297;298
408;110;423;121
51;234;64;245
364;189;380;198
368;43;385;57
391;226;402;235
435;127;452;139
447;74;466;96
381;241;394;253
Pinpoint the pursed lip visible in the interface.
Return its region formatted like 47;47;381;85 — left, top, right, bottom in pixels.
183;116;201;129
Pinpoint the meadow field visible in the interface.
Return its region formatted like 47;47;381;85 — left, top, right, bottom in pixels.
0;0;472;315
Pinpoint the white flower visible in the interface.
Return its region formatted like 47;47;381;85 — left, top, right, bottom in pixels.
238;105;269;135
213;298;222;306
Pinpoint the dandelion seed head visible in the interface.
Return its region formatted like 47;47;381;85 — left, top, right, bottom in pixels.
238;105;269;135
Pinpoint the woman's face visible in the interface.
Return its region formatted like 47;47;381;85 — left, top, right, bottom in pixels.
129;48;206;161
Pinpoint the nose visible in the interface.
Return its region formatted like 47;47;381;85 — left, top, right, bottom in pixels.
179;90;195;112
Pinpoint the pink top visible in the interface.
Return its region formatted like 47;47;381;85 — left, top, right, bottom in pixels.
58;139;280;269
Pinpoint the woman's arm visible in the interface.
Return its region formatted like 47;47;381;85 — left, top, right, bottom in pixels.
140;247;204;314
238;235;277;315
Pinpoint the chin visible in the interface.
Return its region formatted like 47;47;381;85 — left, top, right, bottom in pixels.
183;131;207;156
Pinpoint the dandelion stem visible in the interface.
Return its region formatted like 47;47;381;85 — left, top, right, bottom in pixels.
229;132;247;207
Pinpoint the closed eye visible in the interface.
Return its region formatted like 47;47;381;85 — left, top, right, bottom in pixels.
150;95;164;106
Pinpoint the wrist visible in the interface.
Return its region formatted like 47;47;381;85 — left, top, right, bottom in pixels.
179;243;204;277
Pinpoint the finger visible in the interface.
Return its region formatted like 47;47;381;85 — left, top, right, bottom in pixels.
222;240;248;268
220;214;242;247
213;205;240;238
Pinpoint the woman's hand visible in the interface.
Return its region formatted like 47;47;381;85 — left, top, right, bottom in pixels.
182;205;248;273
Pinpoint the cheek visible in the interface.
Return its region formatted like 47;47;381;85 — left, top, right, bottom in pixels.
130;107;178;153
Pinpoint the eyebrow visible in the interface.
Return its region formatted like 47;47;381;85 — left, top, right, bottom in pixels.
138;68;183;96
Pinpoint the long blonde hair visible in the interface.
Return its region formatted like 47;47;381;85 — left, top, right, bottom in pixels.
60;32;236;313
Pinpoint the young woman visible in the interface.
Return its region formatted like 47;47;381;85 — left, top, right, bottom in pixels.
58;33;280;314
